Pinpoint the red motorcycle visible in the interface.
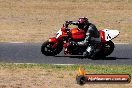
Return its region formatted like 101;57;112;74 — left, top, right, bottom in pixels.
41;25;119;58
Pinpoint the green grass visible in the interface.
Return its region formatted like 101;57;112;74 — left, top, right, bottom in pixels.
0;63;132;75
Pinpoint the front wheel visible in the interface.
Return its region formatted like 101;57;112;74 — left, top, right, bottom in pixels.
41;40;63;56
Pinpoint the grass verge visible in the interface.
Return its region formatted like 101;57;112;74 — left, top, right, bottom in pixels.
0;63;132;75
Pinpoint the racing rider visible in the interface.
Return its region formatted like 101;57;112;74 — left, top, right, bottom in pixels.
64;17;101;57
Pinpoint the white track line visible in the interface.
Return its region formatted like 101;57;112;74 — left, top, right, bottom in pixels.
7;42;131;44
115;43;130;44
9;42;24;43
12;63;75;65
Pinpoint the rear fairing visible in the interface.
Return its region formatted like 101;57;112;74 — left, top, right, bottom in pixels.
100;29;120;42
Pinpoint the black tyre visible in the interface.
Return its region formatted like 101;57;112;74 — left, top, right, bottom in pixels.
76;75;86;85
41;40;63;56
101;41;115;57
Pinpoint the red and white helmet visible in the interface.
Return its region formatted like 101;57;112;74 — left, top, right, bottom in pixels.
78;17;89;24
77;17;89;29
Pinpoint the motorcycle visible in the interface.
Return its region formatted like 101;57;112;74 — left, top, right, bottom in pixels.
41;25;120;58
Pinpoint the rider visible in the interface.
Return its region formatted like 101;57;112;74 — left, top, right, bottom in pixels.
64;17;101;57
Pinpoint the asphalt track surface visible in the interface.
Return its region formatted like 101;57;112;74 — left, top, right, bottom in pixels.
0;43;132;65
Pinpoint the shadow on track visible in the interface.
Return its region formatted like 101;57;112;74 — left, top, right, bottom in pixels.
55;55;131;60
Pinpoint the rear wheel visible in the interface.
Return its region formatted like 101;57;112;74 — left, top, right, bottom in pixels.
101;41;115;57
94;41;114;58
41;40;63;56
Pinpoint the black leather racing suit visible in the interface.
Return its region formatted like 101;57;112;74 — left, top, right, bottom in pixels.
65;21;101;57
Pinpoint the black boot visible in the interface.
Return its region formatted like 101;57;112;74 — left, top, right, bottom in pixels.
83;45;95;58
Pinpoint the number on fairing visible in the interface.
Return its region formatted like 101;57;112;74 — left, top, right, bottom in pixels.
103;29;120;41
56;29;62;38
